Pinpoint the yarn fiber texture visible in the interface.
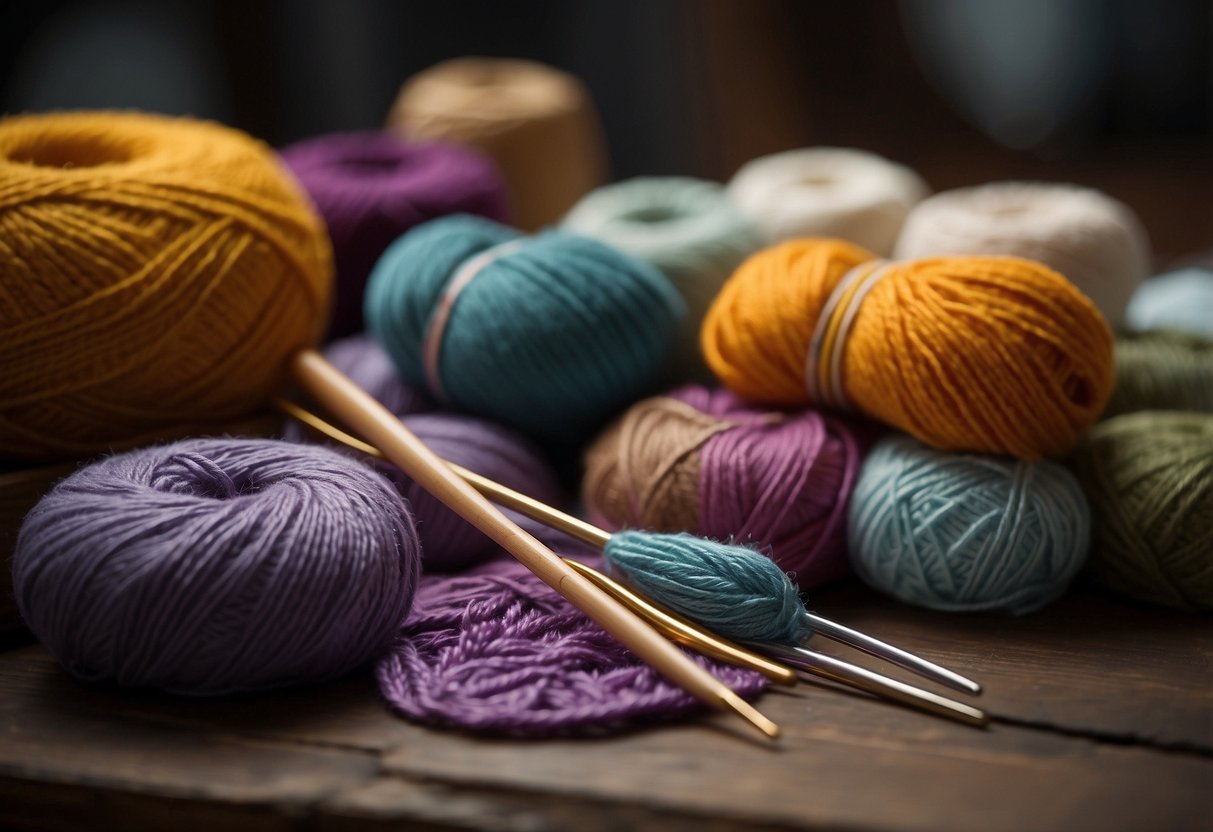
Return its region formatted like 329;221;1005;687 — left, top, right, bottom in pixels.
848;435;1091;614
0;111;332;461
389;57;607;231
376;556;766;735
564;177;763;380
279;131;509;339
583;385;863;589
13;438;420;694
366;214;686;444
1070;411;1213;611
702;238;1115;459
727;147;929;255
894;182;1151;325
1104;331;1213;419
1125;267;1213;339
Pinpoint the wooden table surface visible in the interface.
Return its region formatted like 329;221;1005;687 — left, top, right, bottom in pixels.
1;581;1209;832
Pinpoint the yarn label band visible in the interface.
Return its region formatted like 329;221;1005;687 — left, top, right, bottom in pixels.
805;259;892;409
423;238;527;400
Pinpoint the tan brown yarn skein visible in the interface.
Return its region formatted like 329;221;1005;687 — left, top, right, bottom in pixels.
583;385;864;589
389;57;608;231
584;396;732;534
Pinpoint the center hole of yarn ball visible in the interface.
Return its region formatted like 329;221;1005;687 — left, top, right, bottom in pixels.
10;135;134;168
796;175;835;188
149;453;262;500
621;206;686;224
338;153;410;175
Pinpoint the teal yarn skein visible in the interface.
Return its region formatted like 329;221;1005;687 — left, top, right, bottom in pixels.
365;215;686;443
602;530;805;644
848;436;1090;614
563;177;763;380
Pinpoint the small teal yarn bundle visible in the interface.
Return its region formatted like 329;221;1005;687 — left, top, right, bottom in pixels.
366;214;686;443
563;177;763;380
1104;331;1213;418
13;438;421;695
847;435;1091;614
1125;267;1213;339
603;530;806;644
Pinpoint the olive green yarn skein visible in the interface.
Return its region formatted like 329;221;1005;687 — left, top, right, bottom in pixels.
1103;331;1213;419
1071;411;1213;610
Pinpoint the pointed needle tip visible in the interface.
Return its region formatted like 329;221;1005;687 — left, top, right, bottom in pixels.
721;689;781;741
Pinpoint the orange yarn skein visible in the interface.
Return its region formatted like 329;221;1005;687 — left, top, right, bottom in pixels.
0;112;332;460
702;239;1115;459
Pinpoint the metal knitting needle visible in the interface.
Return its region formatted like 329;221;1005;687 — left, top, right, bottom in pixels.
570;560;988;727
280;400;982;703
802;612;981;696
743;641;989;728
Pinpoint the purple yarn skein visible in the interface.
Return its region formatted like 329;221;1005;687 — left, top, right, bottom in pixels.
279;131;510;338
13;438;421;695
674;385;864;588
377;556;766;735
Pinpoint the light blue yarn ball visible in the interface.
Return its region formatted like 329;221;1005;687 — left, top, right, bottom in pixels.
1125;267;1213;339
365;215;686;443
847;435;1090;614
563;177;763;380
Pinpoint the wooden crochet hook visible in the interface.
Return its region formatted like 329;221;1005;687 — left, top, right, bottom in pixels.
289;350;780;741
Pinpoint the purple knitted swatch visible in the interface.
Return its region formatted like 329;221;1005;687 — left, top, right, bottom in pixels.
376;555;767;735
279;132;510;338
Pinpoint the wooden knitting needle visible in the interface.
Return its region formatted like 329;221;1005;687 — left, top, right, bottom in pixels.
279;399;989;726
288;350;780;741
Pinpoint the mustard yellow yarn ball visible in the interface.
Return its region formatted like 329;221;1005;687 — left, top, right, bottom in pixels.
0;112;333;460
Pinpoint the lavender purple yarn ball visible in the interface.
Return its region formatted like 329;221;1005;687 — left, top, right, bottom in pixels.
393;411;578;571
13;438;421;695
279;131;510;338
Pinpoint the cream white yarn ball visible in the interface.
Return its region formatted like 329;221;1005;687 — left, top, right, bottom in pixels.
894;182;1151;325
726;147;930;255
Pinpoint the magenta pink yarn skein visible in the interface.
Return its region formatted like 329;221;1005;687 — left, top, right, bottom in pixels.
583;385;867;589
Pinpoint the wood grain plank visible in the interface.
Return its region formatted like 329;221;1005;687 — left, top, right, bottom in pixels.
374;694;1212;832
0;650;380;831
806;581;1213;750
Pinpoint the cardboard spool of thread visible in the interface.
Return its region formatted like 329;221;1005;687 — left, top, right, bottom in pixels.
388;57;609;231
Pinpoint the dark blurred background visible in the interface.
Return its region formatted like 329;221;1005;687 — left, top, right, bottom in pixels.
2;0;1209;259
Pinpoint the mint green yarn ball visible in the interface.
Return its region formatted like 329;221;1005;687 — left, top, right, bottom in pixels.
563;177;762;381
848;435;1091;614
365;215;686;443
